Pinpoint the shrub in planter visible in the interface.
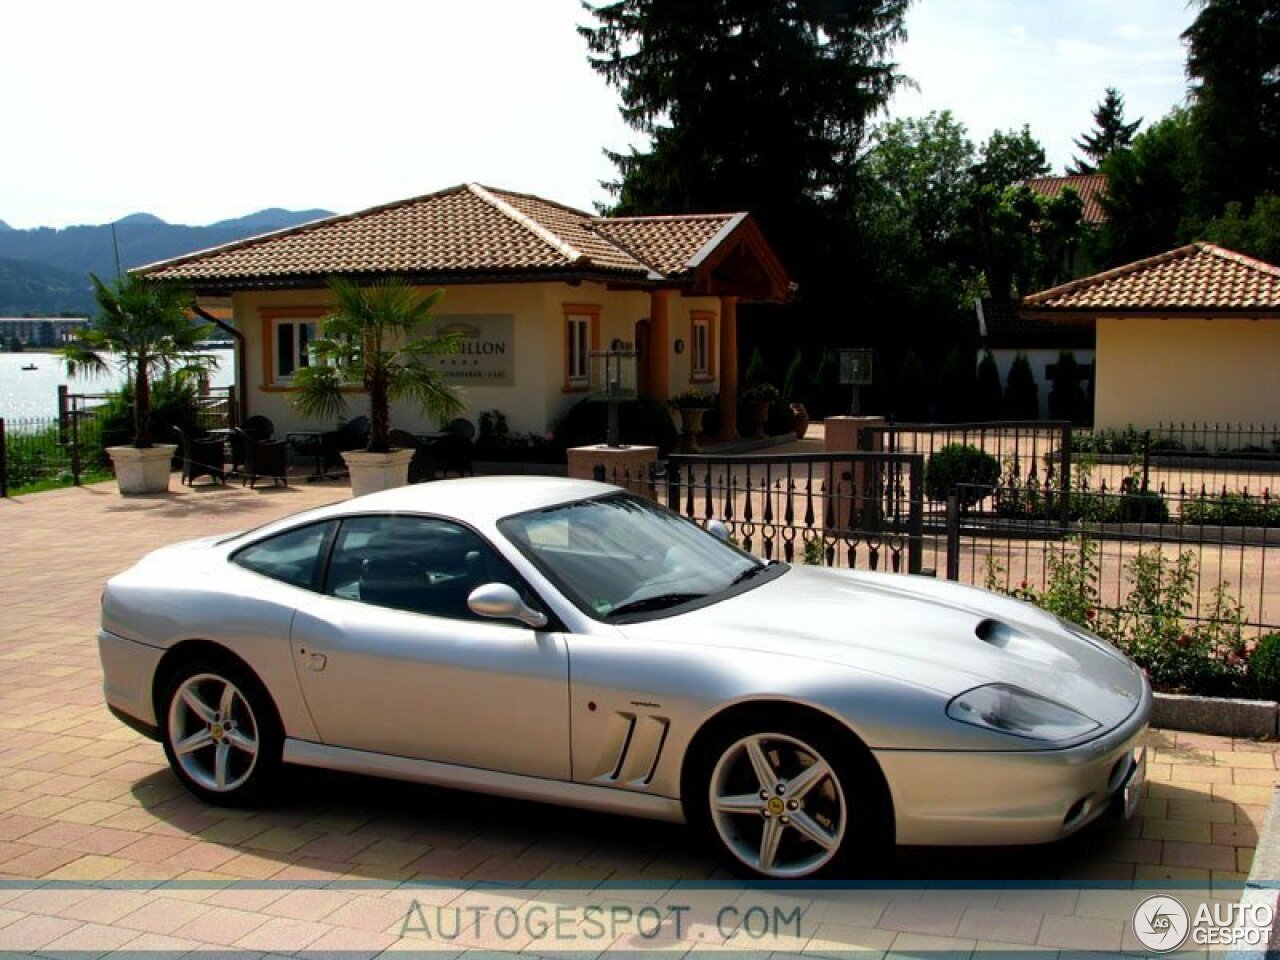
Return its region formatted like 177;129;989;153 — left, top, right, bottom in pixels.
1183;493;1280;527
924;444;1000;508
1249;633;1280;700
97;377;203;464
552;393;678;456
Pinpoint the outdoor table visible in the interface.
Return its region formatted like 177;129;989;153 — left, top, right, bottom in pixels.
286;431;334;481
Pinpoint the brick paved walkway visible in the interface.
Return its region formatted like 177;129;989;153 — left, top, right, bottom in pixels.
0;476;1276;956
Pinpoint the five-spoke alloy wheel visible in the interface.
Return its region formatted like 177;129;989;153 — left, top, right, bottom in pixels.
161;660;280;805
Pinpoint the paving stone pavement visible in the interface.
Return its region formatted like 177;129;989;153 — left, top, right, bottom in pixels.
0;476;1277;957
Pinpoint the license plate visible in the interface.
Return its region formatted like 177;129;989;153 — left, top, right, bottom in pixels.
1122;747;1147;818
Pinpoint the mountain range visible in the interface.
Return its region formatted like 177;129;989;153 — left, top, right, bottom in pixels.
0;208;333;315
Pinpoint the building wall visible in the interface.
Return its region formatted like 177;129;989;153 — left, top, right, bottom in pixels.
231;282;722;437
1094;316;1280;430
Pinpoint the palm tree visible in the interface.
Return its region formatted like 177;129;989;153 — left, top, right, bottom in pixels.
63;274;215;448
290;277;463;452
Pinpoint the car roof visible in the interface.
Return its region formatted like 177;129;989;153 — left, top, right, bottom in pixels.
319;475;623;525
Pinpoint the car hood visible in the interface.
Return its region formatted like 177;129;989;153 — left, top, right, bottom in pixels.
628;565;1145;729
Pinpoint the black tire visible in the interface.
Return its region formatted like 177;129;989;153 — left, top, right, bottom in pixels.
159;657;282;806
687;712;892;879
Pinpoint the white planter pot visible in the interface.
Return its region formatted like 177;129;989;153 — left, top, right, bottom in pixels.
342;448;414;499
107;444;177;495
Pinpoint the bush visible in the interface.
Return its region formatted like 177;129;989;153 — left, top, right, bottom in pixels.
937;345;975;422
924;444;1000;508
974;351;1003;420
552;393;678;456
1182;493;1280;527
97;377;202;455
1249;634;1280;700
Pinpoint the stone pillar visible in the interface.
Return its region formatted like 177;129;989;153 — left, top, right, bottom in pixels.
567;444;660;500
824;416;887;531
649;290;671;403
718;296;739;439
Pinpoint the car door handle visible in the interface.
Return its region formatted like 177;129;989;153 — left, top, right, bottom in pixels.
307;653;327;671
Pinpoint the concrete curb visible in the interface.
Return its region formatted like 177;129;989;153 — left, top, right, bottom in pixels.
1153;692;1279;739
1231;782;1280;960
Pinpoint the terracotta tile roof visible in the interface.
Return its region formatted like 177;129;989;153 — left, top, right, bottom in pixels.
1022;174;1109;224
1023;243;1280;315
138;183;742;287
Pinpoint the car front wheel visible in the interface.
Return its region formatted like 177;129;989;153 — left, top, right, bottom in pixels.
698;722;888;879
160;660;280;805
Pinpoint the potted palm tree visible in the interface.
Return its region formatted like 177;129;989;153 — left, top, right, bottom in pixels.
291;277;463;497
63;274;215;494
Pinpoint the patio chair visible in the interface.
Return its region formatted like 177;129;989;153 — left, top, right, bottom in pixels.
229;415;276;475
389;429;437;484
438;419;475;477
319;416;370;473
234;427;289;488
172;425;226;486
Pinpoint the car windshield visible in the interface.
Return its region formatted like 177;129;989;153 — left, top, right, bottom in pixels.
499;493;769;620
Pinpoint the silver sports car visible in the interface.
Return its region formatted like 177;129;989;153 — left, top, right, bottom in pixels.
99;476;1150;879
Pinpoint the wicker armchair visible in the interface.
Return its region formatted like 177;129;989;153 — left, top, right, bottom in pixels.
234;427;289;488
172;425;225;486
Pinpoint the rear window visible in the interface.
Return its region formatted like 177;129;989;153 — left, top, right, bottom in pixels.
231;521;332;590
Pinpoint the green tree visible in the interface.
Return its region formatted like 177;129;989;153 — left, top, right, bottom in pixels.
1004;353;1039;420
973;126;1051;192
1183;0;1280;219
937;344;975;422
781;347;806;401
1047;352;1087;425
62;274;214;447
1203;194;1280;263
1068;87;1142;174
895;350;930;420
290;277;463;453
580;0;910;288
974;350;1003;420
1098;110;1197;265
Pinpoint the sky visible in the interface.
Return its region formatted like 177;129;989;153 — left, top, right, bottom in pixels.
1;0;1195;231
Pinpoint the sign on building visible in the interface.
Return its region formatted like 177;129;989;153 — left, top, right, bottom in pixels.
433;315;515;385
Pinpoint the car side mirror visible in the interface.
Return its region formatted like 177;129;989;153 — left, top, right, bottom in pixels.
707;519;730;542
468;583;548;629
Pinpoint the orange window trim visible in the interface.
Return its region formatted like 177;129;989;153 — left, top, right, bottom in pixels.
562;304;601;392
260;307;326;388
689;309;717;383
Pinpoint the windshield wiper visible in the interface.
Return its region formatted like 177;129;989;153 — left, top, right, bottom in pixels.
731;562;773;586
607;592;707;618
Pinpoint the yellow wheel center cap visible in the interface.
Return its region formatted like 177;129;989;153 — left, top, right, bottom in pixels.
766;796;785;815
210;723;224;740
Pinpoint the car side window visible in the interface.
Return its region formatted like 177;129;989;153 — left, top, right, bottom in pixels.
231;521;333;590
326;515;537;622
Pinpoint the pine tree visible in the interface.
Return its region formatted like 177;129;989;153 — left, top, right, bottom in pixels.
974;351;1004;420
580;0;910;285
1004;354;1040;420
1068;88;1142;175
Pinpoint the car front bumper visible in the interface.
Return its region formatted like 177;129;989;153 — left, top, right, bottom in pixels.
875;685;1152;847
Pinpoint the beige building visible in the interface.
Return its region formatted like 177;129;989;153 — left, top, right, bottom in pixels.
1022;243;1280;433
138;183;791;439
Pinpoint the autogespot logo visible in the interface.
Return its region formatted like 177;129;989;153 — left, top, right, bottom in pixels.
1133;895;1190;952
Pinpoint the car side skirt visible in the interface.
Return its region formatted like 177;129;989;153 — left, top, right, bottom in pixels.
282;739;687;824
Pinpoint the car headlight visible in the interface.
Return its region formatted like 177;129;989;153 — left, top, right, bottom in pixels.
946;684;1100;741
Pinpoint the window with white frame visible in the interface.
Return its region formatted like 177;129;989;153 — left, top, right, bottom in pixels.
690;311;714;380
563;307;598;390
273;319;317;383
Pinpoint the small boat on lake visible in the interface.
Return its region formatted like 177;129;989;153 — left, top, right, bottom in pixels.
20;363;38;371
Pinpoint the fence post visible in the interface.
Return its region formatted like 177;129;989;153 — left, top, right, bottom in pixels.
1059;422;1072;530
945;494;960;580
57;384;69;445
667;458;681;512
0;417;7;498
70;402;82;486
907;456;923;574
1141;430;1151;494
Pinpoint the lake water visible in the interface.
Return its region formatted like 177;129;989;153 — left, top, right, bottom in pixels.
0;348;235;421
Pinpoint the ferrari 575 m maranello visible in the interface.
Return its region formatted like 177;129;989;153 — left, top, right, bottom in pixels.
99;476;1150;878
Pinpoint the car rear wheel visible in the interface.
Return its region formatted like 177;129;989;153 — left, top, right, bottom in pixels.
160;660;280;805
696;720;888;879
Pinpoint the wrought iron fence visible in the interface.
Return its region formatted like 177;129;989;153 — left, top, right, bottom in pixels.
596;451;926;575
1071;422;1280;500
0;408;108;496
947;483;1279;634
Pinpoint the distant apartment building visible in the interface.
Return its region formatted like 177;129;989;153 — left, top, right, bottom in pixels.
0;317;85;348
